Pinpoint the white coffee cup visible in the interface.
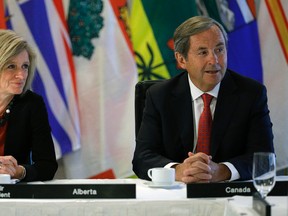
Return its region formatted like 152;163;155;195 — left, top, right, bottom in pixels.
147;168;175;185
0;174;11;184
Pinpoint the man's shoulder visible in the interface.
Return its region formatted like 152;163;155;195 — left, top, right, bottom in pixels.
148;71;187;94
227;69;262;85
225;69;264;91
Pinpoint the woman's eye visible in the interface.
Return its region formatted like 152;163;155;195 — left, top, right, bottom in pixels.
22;64;29;69
7;64;16;69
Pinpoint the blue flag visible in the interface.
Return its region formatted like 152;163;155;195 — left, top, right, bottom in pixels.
203;1;263;82
5;0;81;158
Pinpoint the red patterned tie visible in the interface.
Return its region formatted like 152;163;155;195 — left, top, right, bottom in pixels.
196;93;213;155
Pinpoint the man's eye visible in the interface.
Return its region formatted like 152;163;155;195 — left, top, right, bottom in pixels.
198;51;208;56
216;47;225;53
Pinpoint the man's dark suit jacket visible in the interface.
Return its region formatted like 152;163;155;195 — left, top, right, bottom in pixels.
132;70;274;181
4;90;58;182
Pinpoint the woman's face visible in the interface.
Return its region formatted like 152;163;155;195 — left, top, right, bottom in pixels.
0;50;29;96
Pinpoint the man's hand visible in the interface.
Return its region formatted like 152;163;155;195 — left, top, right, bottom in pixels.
209;160;231;182
173;152;231;183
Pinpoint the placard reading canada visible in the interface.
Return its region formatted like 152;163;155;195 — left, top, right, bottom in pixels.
187;181;288;198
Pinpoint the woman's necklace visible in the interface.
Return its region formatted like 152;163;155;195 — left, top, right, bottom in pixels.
0;97;15;127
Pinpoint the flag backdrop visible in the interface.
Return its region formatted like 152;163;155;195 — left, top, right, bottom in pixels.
4;0;81;159
259;0;288;170
62;0;137;178
1;0;137;178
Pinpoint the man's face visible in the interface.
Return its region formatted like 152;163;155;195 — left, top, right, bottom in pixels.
175;25;227;92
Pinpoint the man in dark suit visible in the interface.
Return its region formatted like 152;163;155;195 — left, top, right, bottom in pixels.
132;16;274;183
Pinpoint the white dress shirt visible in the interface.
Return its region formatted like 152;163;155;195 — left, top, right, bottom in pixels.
165;74;240;181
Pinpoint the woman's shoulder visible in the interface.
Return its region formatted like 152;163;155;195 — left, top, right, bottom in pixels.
21;90;42;98
16;90;44;105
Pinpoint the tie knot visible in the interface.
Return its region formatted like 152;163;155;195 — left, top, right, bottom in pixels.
201;93;213;106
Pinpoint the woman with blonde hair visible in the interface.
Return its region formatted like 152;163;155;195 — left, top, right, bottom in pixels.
0;29;58;182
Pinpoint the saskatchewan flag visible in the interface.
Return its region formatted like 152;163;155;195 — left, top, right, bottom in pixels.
130;0;198;80
131;0;262;82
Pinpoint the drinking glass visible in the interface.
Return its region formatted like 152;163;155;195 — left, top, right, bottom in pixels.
252;152;276;199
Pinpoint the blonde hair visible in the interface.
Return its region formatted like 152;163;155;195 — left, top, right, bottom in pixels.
0;29;36;94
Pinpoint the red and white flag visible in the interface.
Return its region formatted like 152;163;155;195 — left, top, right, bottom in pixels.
259;0;288;169
64;0;138;178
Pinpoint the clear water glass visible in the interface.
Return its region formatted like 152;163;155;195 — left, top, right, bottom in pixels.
253;152;276;199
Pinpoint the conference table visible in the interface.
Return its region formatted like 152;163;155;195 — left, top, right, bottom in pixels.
0;178;286;216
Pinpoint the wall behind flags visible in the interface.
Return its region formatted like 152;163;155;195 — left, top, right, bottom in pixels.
0;0;287;179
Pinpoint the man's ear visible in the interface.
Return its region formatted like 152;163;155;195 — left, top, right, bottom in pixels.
175;52;186;69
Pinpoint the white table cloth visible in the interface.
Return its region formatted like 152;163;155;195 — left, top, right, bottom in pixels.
0;178;286;216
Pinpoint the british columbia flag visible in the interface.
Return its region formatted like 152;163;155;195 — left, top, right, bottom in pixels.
1;0;81;158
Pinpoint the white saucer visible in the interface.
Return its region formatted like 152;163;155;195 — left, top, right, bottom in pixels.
0;179;19;184
11;179;20;184
144;181;184;189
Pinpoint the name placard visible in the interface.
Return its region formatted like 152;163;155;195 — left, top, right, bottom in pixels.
187;181;288;198
0;184;136;199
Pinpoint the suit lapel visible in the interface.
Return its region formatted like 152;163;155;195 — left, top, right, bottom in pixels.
170;73;194;153
168;71;239;156
211;71;239;156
